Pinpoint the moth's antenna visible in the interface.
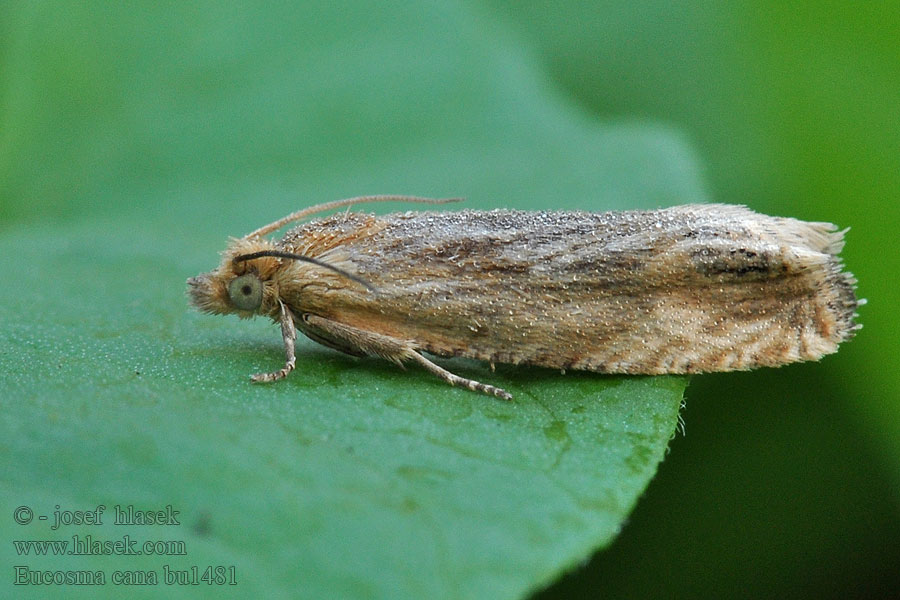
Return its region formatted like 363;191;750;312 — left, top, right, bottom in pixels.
233;250;375;292
243;195;462;239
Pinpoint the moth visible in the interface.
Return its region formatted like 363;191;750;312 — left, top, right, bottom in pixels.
187;195;861;400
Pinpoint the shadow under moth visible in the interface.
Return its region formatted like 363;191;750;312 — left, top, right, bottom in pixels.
187;195;861;400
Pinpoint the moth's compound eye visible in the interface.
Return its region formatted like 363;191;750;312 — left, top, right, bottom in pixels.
228;274;263;311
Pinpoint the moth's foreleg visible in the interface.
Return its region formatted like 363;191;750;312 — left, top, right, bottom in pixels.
302;314;512;400
251;300;297;383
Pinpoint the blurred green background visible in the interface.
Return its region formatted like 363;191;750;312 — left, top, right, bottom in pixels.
2;1;898;599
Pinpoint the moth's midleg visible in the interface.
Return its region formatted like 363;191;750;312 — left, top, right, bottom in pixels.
251;301;297;383
303;314;512;400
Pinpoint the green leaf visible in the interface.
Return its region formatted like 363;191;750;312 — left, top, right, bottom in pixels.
1;2;700;598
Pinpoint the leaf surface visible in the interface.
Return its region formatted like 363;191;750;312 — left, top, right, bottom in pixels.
0;2;701;598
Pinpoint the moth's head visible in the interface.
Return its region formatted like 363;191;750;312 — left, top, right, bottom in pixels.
187;238;283;318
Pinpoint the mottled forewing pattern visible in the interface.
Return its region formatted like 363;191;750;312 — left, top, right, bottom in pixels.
275;205;858;374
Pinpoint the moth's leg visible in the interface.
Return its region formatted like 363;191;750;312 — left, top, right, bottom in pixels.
295;315;366;358
303;314;513;400
405;349;513;401
251;300;298;383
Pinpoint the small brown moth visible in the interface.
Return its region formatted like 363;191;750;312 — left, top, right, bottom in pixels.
187;195;861;400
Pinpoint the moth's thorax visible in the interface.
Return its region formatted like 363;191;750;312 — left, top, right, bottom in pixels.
269;213;384;314
277;212;383;255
